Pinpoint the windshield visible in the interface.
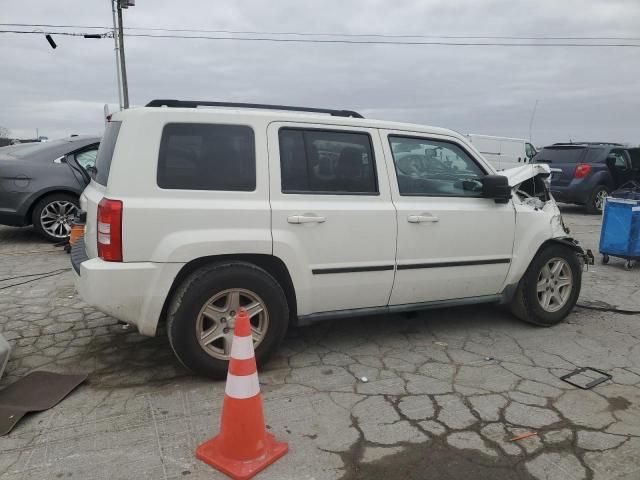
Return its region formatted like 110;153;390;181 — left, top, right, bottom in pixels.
533;147;586;164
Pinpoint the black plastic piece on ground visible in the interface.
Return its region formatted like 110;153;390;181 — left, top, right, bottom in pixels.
145;99;364;118
560;367;612;390
0;371;87;435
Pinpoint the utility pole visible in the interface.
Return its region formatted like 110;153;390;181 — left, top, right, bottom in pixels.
117;3;130;108
112;0;134;109
111;0;123;110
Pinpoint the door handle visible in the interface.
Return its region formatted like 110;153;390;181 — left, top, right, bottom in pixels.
407;214;439;223
287;215;326;224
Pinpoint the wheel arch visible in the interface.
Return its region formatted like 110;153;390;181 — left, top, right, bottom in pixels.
502;237;586;304
159;254;298;329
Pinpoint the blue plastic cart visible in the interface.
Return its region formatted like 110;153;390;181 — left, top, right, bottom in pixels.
599;197;640;270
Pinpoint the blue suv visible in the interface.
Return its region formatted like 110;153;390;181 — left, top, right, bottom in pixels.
532;143;639;214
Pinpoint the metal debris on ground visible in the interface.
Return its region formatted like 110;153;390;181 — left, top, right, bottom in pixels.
433;341;448;348
560;367;612;390
360;377;368;383
510;432;538;442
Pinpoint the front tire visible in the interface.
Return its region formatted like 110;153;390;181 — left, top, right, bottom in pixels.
585;186;609;215
167;262;289;379
510;244;582;327
31;193;79;242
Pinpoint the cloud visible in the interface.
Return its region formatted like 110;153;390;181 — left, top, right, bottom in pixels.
1;0;639;145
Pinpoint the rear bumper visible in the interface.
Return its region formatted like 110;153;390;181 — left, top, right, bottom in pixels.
550;181;594;204
72;243;184;336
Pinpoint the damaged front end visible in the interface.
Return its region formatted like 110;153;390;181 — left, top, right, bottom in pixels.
502;164;594;266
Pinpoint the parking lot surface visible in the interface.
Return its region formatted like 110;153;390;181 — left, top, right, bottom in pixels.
1;206;639;480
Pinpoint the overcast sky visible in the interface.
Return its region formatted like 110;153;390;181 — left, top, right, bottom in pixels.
1;0;639;145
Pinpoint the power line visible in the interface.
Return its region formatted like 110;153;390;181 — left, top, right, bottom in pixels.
2;29;640;47
1;22;640;42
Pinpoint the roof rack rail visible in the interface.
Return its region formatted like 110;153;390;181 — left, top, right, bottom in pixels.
145;99;364;118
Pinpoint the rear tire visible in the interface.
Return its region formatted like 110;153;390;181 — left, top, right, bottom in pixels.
510;244;582;327
585;186;609;215
31;193;79;242
167;261;289;379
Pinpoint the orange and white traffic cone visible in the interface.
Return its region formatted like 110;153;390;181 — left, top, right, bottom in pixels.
196;307;288;480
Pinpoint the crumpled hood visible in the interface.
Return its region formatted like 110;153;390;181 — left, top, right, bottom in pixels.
500;163;551;187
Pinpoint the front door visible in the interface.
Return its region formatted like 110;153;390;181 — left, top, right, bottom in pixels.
381;131;516;305
268;122;397;315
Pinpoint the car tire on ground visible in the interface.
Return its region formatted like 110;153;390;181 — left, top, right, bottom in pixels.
510;244;582;327
31;193;79;242
167;261;289;379
585;185;609;215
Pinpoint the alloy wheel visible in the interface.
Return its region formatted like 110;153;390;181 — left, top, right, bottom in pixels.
196;288;269;360
594;190;608;212
536;257;573;313
40;201;78;239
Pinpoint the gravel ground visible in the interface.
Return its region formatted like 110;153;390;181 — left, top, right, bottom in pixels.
0;205;638;480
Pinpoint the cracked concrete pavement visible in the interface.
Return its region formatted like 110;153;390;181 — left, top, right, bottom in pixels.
0;205;639;480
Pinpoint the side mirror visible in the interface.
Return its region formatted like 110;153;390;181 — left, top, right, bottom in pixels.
482;175;511;203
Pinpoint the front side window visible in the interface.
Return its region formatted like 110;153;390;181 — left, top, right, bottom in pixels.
279;128;377;194
608;150;629;170
525;143;537;158
389;136;485;197
158;123;255;191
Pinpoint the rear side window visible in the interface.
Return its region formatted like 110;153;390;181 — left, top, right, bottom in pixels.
533;147;585;164
94;121;122;185
279;128;378;194
158;123;255;191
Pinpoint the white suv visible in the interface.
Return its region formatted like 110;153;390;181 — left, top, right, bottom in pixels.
72;100;589;378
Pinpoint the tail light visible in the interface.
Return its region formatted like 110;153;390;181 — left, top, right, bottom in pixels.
97;198;123;262
574;163;592;179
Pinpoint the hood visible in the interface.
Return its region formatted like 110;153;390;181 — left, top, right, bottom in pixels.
500;164;551;187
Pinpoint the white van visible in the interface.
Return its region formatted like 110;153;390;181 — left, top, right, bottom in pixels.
467;134;537;170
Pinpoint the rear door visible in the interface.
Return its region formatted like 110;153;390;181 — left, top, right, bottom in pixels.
382;131;515;305
268;122;397;315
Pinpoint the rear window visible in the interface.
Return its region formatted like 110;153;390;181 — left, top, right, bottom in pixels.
157;123;255;191
533;147;586;164
4;140;67;158
94;121;122;185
